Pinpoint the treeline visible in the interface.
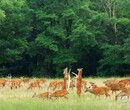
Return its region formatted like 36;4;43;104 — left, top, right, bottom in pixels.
0;0;130;77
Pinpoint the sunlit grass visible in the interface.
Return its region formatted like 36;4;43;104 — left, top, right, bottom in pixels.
0;78;130;110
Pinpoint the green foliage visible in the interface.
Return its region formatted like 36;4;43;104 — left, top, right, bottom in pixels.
124;37;130;64
0;9;5;21
0;0;130;77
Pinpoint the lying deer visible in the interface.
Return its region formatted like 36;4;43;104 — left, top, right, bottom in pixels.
32;91;50;100
49;89;69;99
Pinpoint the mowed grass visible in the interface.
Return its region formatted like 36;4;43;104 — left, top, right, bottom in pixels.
0;78;130;110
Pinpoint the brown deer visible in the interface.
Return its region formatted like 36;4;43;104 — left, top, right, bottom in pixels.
103;78;119;85
0;79;7;87
10;79;23;89
32;91;50;100
27;81;42;91
69;79;87;90
119;78;130;86
70;79;76;90
47;80;59;90
22;78;30;85
49;89;69;99
85;86;110;98
73;68;83;97
56;81;64;90
89;82;110;97
82;80;87;90
103;81;126;94
62;67;71;91
115;87;130;101
36;78;47;84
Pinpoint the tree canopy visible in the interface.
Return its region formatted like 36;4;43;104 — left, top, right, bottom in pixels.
0;0;130;77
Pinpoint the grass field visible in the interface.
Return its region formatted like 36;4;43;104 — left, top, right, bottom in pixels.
0;78;130;110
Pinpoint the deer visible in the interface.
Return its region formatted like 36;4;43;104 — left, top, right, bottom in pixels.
0;79;7;87
27;80;42;91
56;81;64;90
32;91;50;100
49;89;69;99
103;81;126;94
115;87;130;101
62;67;71;91
36;78;47;84
85;85;110;98
69;78;87;90
81;80;87;90
70;79;76;90
72;68;83;97
47;80;59;90
103;79;119;85
118;78;130;86
89;82;110;97
22;78;30;85
10;79;23;89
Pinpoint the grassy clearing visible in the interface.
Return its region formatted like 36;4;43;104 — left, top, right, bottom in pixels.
0;78;130;110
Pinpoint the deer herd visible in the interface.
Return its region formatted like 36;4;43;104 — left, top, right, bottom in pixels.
0;67;130;101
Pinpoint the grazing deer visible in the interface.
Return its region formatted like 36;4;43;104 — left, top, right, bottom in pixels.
47;80;59;90
32;92;50;100
115;87;130;101
49;89;69;99
27;81;42;91
10;79;23;89
103;81;126;94
89;82;110;97
85;86;110;98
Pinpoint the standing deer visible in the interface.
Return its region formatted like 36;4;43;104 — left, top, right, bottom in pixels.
73;68;83;97
62;67;71;91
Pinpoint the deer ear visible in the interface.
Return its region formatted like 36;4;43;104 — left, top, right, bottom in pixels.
89;82;95;85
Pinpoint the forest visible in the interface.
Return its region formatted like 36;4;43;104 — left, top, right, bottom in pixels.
0;0;130;77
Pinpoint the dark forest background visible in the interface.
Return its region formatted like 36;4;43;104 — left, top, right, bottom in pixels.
0;0;130;77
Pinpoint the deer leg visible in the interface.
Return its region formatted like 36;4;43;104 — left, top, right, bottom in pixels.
64;96;68;100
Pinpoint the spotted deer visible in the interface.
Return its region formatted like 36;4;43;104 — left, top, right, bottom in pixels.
32;91;50;100
49;89;69;99
62;67;71;91
73;68;83;97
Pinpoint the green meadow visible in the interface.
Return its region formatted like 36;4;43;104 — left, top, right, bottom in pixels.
0;78;130;110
